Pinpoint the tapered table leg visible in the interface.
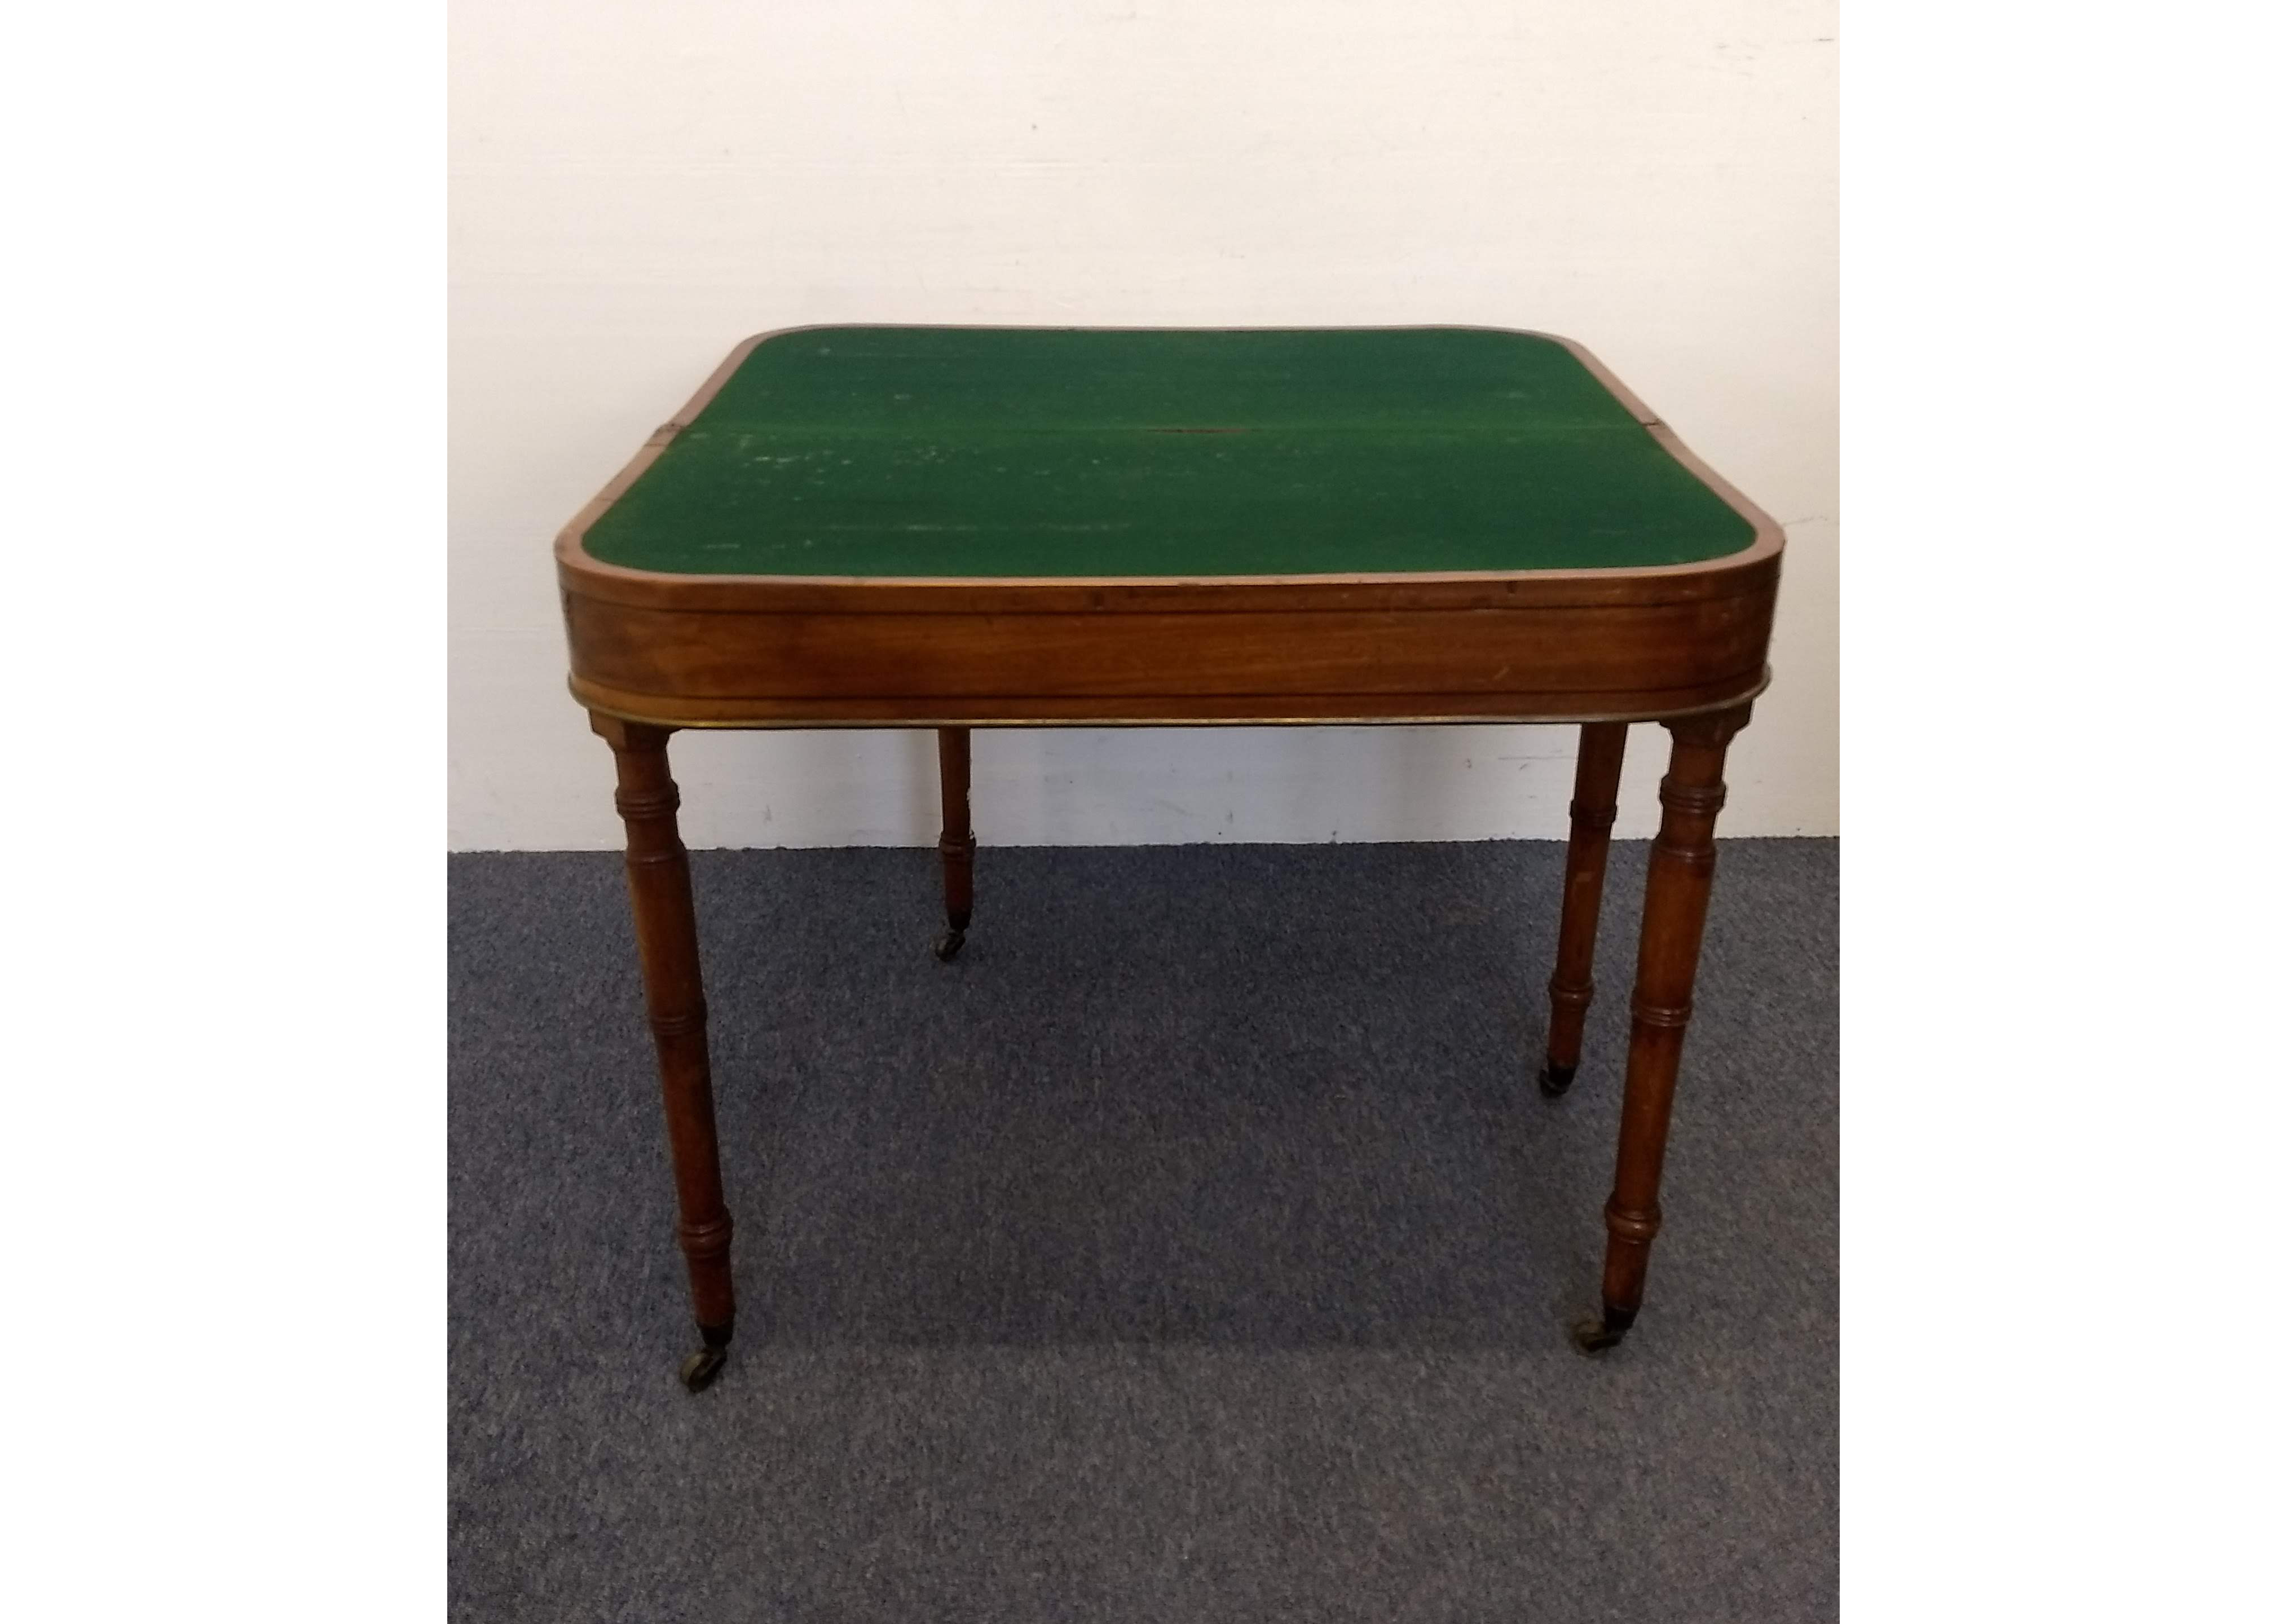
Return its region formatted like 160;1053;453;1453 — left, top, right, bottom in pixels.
934;726;975;961
590;714;737;1391
1576;703;1750;1354
1540;722;1628;1097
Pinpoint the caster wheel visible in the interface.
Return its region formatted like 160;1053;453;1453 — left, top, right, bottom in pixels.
1571;1310;1634;1356
679;1345;729;1393
1571;1318;1623;1355
933;929;966;962
1538;1063;1576;1098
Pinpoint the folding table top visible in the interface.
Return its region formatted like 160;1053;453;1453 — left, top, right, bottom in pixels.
576;326;1760;581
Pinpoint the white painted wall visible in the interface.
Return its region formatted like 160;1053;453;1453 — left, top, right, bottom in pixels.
449;1;1836;849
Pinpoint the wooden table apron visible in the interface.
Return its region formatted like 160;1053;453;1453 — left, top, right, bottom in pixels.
554;326;1783;1387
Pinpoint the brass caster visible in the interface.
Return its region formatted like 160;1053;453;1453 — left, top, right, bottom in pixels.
679;1344;729;1393
1571;1318;1624;1355
933;928;966;962
1571;1307;1636;1356
1538;1062;1576;1098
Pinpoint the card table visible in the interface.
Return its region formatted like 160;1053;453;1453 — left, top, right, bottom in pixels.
555;325;1782;1390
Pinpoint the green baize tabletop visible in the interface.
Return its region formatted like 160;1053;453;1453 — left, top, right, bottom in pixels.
580;326;1756;580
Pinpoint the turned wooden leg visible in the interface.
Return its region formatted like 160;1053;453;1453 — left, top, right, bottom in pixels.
1576;703;1750;1354
591;714;737;1392
933;726;975;961
1540;722;1628;1097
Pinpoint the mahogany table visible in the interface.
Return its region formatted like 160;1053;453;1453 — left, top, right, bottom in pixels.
556;325;1782;1391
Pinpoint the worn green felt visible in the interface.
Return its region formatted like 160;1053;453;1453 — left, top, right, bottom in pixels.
581;327;1756;577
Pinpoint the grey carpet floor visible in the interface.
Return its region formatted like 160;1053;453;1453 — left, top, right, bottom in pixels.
449;839;1836;1622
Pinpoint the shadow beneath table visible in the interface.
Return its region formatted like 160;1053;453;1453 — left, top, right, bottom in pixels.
688;842;1618;1354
